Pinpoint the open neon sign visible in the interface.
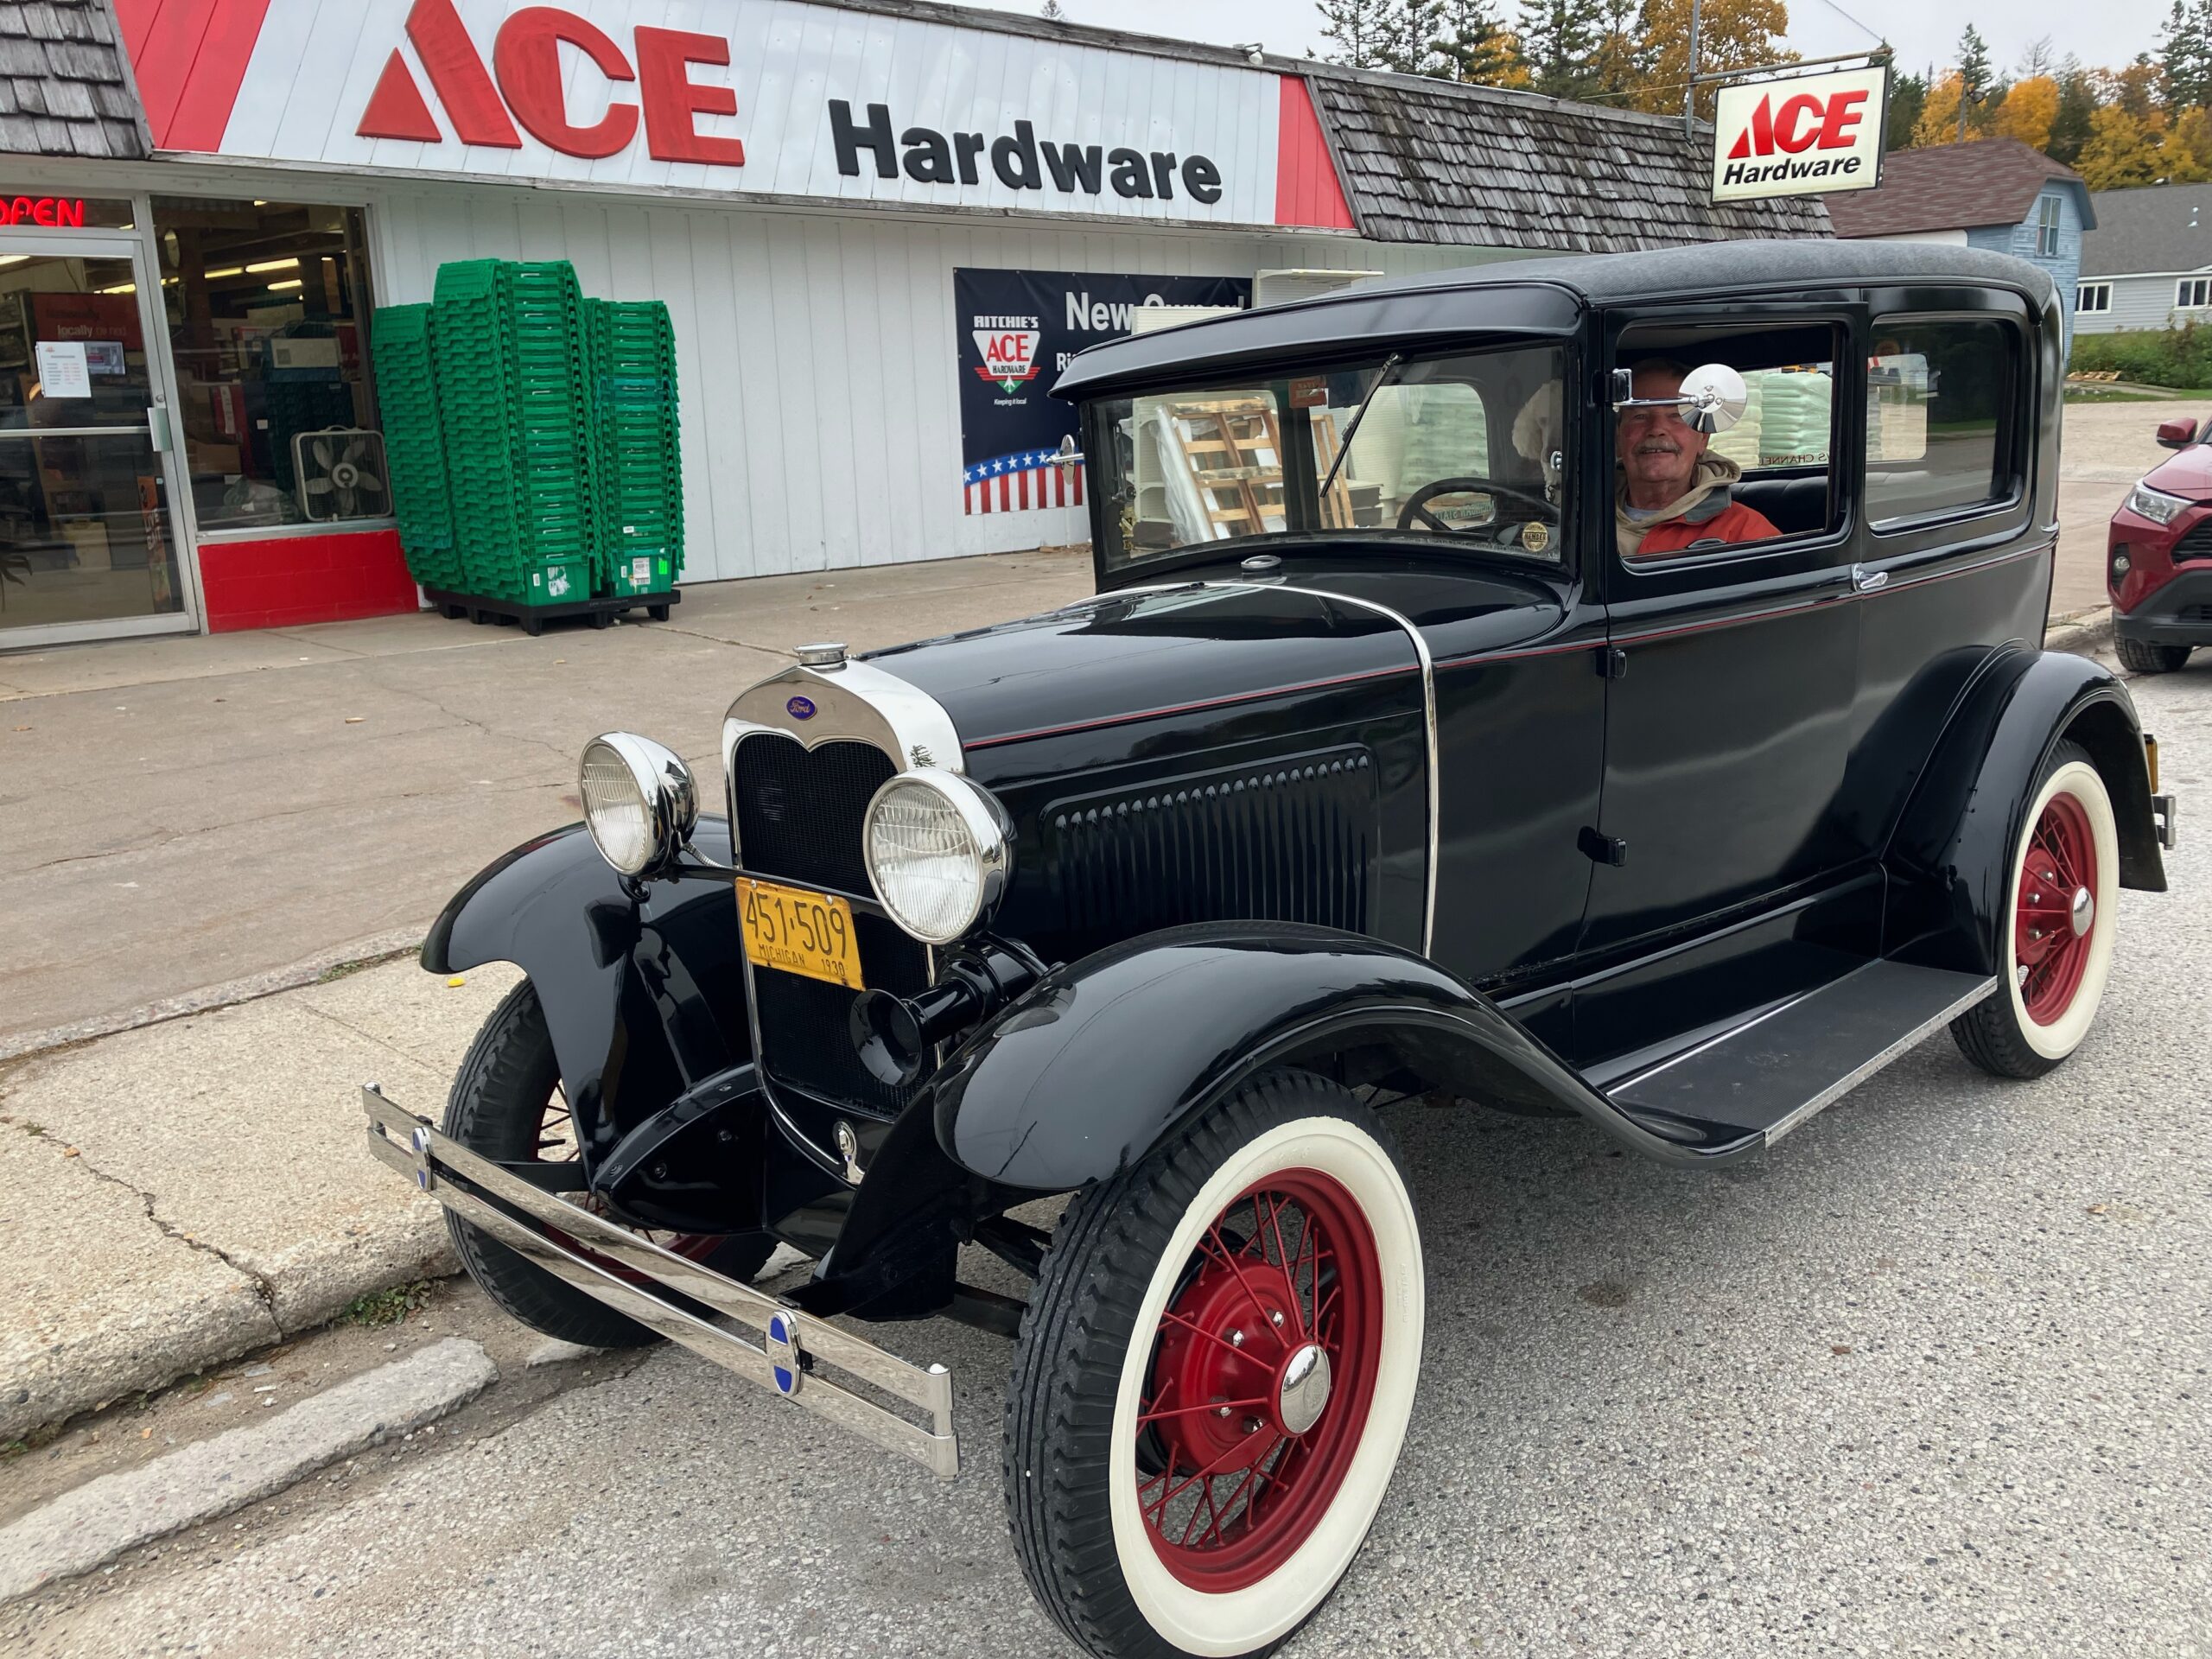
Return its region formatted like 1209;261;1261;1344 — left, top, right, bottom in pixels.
0;197;88;227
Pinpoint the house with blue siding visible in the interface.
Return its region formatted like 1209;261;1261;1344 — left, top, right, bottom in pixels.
1826;140;2094;346
2073;181;2212;334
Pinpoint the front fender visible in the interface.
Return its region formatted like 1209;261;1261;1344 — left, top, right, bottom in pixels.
930;922;1731;1191
423;820;747;1160
1885;647;2164;975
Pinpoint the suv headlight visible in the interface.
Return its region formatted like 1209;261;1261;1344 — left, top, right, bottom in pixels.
579;732;697;877
863;772;1013;944
2128;482;2193;526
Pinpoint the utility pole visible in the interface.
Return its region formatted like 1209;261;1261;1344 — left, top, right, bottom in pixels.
1683;0;1703;139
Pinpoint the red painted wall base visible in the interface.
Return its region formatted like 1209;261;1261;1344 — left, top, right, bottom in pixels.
197;527;421;632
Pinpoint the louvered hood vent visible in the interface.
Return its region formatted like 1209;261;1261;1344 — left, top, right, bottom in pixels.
1043;747;1378;950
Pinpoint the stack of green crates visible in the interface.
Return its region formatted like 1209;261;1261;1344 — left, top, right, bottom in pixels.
583;298;684;599
432;259;595;606
369;303;461;593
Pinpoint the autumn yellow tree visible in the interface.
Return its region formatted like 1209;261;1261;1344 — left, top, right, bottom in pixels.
1633;0;1793;119
2166;105;2212;181
1993;74;2060;148
1913;72;1971;145
2076;103;2163;187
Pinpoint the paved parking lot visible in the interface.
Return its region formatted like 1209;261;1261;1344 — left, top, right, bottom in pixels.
10;661;2208;1659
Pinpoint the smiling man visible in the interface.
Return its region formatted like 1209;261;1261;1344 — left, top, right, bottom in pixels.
1615;359;1779;558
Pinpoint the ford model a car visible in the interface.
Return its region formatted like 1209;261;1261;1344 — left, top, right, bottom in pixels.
365;243;2177;1659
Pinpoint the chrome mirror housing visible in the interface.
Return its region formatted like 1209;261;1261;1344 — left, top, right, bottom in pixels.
1675;364;1749;434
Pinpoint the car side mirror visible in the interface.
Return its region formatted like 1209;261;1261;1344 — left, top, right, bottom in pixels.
2156;416;2196;449
1675;365;1749;435
1608;363;1748;435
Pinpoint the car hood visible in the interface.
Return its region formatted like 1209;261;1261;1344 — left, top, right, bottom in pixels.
866;564;1567;750
2141;442;2212;500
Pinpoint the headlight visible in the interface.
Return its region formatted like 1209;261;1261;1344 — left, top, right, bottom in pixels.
2128;482;2192;526
862;771;1013;944
578;732;697;877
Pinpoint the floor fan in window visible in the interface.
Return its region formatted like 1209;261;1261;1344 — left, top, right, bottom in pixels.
292;428;390;523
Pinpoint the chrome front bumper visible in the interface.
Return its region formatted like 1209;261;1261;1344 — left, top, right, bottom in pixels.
361;1084;957;1478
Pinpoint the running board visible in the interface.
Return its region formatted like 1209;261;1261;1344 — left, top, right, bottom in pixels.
1606;961;1997;1147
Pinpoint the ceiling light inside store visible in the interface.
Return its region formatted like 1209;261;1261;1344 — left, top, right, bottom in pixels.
202;265;244;278
266;278;302;290
0;255;27;267
99;282;136;294
246;257;298;273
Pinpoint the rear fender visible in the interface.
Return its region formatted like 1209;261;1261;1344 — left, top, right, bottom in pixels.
1884;649;2164;975
930;922;1732;1190
423;820;747;1163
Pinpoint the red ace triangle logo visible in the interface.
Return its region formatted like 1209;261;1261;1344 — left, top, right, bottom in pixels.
358;0;747;168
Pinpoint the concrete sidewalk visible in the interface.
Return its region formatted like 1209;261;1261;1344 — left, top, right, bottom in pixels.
0;957;519;1442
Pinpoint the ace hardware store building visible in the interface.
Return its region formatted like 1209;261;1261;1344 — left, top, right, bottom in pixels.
0;0;1822;645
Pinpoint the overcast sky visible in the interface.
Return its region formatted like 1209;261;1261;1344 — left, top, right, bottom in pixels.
972;0;2177;80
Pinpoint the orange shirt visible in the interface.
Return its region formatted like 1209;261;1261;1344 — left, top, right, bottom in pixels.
1631;500;1782;556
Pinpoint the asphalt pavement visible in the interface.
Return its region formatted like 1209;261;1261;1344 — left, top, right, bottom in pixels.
10;661;2208;1658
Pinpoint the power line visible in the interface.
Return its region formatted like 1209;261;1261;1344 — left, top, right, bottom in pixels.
1815;0;1888;50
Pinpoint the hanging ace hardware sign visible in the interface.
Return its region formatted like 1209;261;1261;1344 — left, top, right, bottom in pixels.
1710;64;1889;202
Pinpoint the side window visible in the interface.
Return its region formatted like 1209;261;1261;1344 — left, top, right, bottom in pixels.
1866;318;2018;526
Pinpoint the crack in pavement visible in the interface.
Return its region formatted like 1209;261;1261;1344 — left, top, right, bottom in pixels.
361;674;575;768
13;1124;284;1332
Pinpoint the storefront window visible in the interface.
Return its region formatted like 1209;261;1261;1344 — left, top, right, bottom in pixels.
153;196;385;533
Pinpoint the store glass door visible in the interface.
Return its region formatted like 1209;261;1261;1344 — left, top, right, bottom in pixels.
0;231;191;645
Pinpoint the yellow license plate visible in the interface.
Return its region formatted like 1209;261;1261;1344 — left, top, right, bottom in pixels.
737;877;865;990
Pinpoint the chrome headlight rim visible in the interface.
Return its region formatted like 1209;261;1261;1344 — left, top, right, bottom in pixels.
861;770;1014;945
578;731;698;878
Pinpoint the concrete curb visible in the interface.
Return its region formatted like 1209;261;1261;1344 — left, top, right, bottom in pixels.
2046;605;2115;658
0;929;428;1064
0;1338;496;1604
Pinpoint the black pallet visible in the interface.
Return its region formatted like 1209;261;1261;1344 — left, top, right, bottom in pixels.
424;586;680;637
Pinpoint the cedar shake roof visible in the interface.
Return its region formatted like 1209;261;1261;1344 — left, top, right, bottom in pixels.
1824;138;2082;238
2079;181;2212;276
0;0;148;160
1306;70;1831;252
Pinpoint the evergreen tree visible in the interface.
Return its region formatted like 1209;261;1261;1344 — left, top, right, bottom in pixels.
1433;0;1522;84
1039;0;1067;18
1516;0;1599;99
1587;0;1643;100
1886;67;1928;149
1317;0;1394;69
1958;24;1993;105
1379;0;1447;75
2048;57;2098;162
2161;0;2212;110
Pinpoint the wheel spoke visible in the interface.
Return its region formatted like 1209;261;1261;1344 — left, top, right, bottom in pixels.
1158;1306;1253;1362
1135;1395;1272;1427
1208;1221;1286;1339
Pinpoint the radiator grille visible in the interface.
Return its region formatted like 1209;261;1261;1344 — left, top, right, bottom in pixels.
733;733;929;1116
1046;749;1377;949
2174;520;2212;562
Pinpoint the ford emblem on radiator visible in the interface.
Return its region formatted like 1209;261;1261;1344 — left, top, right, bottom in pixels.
766;1311;802;1395
785;695;817;721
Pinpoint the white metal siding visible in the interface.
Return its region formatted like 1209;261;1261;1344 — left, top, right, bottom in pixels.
370;188;1506;582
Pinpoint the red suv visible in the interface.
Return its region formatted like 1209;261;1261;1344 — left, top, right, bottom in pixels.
2109;415;2212;672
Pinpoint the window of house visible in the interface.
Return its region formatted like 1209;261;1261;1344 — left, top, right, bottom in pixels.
2177;277;2212;310
1866;318;2018;525
150;196;382;533
2036;195;2062;257
2076;283;2112;314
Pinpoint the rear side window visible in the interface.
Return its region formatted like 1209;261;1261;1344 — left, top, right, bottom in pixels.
1866;318;2018;525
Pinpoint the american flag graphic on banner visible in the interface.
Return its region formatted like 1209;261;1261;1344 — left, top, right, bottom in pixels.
963;449;1087;515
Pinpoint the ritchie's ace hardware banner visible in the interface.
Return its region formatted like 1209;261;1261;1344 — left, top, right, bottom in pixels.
957;269;1250;516
1710;65;1889;202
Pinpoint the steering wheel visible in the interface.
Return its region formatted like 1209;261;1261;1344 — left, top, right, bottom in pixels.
1396;478;1559;534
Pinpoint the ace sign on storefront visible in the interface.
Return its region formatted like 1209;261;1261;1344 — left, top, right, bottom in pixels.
1710;65;1889;202
167;0;1295;226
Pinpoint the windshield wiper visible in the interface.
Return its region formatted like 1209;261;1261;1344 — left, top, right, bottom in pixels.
1316;353;1402;509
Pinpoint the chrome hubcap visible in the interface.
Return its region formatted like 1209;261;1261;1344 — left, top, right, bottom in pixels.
2069;887;2094;938
1277;1342;1332;1435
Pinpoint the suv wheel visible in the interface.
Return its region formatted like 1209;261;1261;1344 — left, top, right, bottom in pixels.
2115;636;2191;674
1004;1070;1422;1659
1952;741;2120;1079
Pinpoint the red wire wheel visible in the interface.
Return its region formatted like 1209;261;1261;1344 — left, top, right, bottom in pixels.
1133;1169;1384;1592
2014;788;2099;1026
535;1088;729;1274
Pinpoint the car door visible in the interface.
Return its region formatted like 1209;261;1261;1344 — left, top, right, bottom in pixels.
1577;311;1875;1014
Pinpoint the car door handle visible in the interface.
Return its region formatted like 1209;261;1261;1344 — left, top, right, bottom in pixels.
1852;563;1889;594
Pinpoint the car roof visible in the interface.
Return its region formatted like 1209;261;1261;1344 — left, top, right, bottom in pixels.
1053;239;2054;401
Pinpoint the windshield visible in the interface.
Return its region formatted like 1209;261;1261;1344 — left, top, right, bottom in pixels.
1095;342;1568;571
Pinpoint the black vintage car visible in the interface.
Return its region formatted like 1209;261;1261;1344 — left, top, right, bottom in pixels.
367;241;2177;1659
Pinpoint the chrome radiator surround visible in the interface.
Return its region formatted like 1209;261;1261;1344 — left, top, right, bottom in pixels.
362;1084;957;1479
